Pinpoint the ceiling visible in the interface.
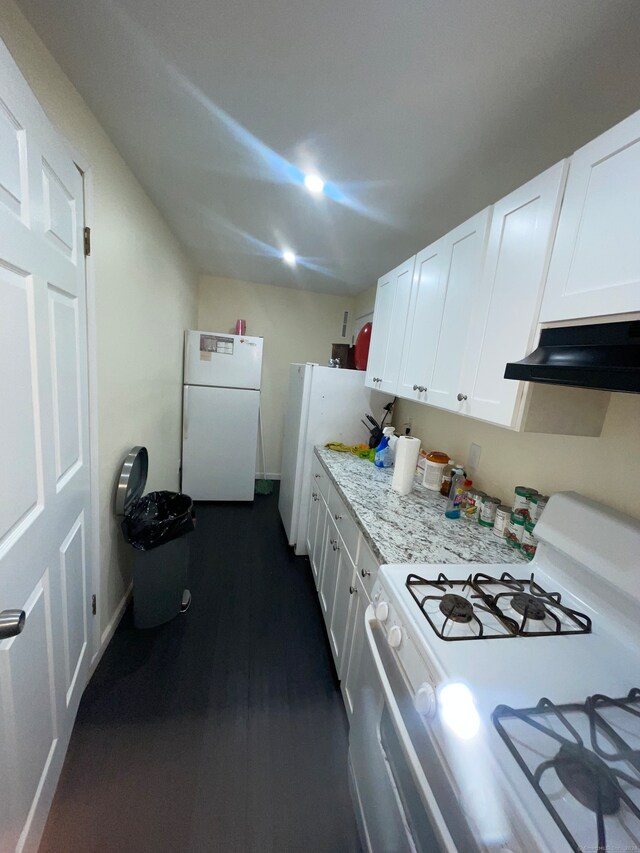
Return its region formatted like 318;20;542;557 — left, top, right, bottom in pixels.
16;0;640;294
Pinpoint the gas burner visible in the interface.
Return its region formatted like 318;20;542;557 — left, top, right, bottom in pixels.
405;571;592;641
439;593;473;623
511;592;547;621
553;743;620;815
493;690;640;853
473;572;592;637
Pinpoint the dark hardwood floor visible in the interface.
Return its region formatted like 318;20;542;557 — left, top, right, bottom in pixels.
40;487;362;853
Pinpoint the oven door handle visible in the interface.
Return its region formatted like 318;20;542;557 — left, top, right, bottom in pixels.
364;606;460;852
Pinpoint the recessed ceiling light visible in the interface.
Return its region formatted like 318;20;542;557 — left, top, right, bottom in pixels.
282;250;297;266
304;173;325;194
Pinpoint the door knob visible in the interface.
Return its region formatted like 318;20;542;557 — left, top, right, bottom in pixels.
413;384;419;391
0;609;26;640
457;393;468;401
361;569;371;578
418;386;426;392
349;585;357;595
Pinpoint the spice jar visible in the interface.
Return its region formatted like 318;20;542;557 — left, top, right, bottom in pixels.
512;486;538;521
479;496;500;528
493;505;511;538
505;513;525;549
522;521;538;560
423;451;450;492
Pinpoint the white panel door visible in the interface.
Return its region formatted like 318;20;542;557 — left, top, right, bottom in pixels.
427;209;492;413
329;545;356;673
540;110;640;322
397;238;446;403
0;41;91;852
365;257;415;393
319;516;339;625
182;385;259;501
460;161;568;427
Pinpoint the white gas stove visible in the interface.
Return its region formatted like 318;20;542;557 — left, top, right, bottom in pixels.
357;492;640;853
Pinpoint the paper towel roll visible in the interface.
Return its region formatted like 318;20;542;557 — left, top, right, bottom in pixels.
391;436;421;495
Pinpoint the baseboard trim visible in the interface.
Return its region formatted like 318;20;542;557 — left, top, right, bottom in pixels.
89;582;132;676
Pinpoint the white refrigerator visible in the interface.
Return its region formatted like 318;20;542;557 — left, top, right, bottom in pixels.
182;330;263;501
279;363;393;554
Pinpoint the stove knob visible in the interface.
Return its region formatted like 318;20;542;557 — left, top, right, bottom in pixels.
388;626;402;648
375;601;389;622
414;683;437;718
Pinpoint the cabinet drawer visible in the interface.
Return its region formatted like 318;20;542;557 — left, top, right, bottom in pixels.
356;538;379;599
328;489;359;562
311;454;331;502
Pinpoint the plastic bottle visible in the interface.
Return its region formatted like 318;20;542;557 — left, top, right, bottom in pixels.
439;459;455;497
444;467;466;518
374;435;393;468
382;426;398;461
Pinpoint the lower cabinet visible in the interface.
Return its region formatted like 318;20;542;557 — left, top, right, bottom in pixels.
340;571;369;724
306;461;380;726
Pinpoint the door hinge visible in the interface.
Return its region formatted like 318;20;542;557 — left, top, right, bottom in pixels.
83;226;91;257
91;594;97;616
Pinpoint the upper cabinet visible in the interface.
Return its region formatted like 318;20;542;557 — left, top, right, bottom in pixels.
458;161;568;428
396;238;446;402
365;256;415;394
426;209;492;413
541;111;640;322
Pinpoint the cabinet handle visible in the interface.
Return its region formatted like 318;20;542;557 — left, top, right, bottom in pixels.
329;538;335;546
361;569;371;578
418;385;426;393
333;542;339;551
412;384;419;391
349;585;357;595
334;513;342;520
314;473;320;479
457;393;468;402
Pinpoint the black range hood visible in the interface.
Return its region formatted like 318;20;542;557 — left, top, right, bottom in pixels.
504;320;640;393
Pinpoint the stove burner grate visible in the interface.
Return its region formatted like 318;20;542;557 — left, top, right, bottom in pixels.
510;592;547;621
493;689;640;853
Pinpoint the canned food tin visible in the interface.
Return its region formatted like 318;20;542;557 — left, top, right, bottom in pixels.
463;489;486;521
493;505;512;538
512;486;538;521
505;513;525;549
522;520;538;560
529;494;549;524
479;496;500;528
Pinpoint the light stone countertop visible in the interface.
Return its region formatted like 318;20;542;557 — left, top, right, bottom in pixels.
315;446;527;567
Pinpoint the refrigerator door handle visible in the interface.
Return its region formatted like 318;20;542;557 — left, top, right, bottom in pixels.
183;386;190;441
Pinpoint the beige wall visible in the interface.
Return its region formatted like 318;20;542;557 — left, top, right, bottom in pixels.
394;393;640;519
352;284;376;327
199;276;354;475
1;1;199;641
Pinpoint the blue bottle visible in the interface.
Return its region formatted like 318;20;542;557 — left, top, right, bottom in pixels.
374;436;393;468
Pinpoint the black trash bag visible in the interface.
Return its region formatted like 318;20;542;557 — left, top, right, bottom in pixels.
121;491;196;552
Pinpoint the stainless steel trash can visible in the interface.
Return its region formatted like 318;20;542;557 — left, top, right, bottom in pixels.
116;446;194;629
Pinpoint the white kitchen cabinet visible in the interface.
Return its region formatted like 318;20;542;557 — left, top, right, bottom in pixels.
365;256;415;394
541;110;640;322
458;161;568;427
319;515;339;625
426;209;492;413
340;572;369;723
329;542;356;672
396;238;446;403
306;485;323;589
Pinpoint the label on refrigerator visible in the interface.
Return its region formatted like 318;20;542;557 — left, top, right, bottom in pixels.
200;334;234;357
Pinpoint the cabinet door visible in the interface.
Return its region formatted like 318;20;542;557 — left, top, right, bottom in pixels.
312;498;327;590
365;257;415;393
541;110;640;322
460;161;568;427
397;238;446;403
319;515;339;626
329;543;356;672
306;487;322;588
427;209;492;413
341;573;368;723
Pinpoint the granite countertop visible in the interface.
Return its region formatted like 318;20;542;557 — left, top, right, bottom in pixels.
315;446;527;567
